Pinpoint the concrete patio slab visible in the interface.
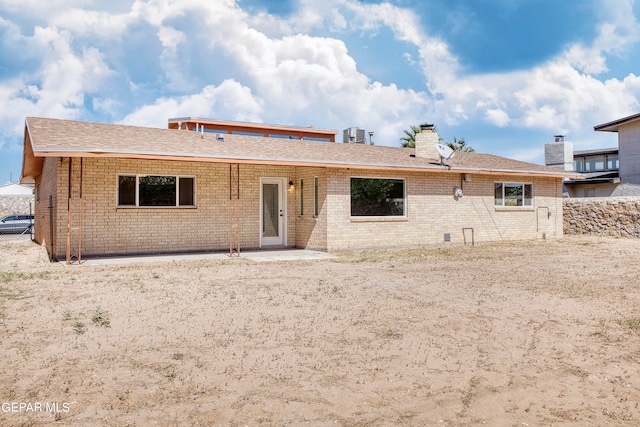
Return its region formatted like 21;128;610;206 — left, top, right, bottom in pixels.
68;249;335;266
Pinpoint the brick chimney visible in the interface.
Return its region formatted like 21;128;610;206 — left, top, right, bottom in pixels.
415;124;440;161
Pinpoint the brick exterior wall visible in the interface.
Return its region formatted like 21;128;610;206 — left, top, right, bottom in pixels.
564;197;640;237
325;169;563;251
34;157;563;259
36;158;308;259
33;157;60;257
293;168;328;250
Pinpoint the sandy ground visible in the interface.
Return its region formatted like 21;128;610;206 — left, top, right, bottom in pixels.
1;237;640;426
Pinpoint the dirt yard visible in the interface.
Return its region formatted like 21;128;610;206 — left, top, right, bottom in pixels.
1;237;640;426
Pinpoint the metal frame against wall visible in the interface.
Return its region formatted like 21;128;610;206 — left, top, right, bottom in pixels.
229;164;241;256
65;157;83;264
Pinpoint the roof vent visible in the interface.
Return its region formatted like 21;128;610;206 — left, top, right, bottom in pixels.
554;135;565;142
216;133;224;142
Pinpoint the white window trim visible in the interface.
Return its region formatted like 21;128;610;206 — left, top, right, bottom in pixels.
117;174;197;208
349;176;407;219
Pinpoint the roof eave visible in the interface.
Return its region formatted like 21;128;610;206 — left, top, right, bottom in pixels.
20;119;44;184
30;148;576;179
594;112;640;132
564;177;621;185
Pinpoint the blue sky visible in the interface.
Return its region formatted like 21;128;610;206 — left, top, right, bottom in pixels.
1;0;639;182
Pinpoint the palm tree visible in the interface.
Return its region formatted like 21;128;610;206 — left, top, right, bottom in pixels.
445;136;475;152
400;124;443;148
400;125;423;148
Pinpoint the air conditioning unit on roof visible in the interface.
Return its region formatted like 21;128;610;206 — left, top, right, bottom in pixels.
343;127;366;144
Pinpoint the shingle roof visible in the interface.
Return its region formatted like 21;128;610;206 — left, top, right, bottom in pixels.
22;117;580;182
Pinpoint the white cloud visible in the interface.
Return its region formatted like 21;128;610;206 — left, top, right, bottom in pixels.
0;24;114;137
157;26;191;91
2;0;640;159
485;109;510;127
431;0;640;137
344;1;459;93
119;80;263;128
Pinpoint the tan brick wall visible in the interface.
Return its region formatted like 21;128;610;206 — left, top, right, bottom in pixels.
291;168;328;250
33;157;60;258
324;169;563;251
40;157;563;258
48;158;301;258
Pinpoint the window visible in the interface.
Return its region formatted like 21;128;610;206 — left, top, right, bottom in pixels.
299;178;304;216
607;154;619;170
573;159;584;172
118;175;195;207
494;182;533;207
584;155;605;172
350;177;405;217
313;177;319;217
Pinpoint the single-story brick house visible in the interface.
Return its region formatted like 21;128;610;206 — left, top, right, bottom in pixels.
20;117;579;262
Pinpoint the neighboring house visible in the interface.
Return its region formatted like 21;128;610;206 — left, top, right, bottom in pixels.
545;136;619;198
0;182;34;217
21;117;577;262
593;112;640;196
568;147;620;197
545;112;640;197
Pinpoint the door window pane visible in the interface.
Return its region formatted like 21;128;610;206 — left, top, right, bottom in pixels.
262;183;279;237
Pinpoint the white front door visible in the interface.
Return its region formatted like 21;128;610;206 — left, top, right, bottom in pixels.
260;178;286;246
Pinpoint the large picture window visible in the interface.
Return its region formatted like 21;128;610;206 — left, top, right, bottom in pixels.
350;177;405;217
494;182;532;207
118;175;195;207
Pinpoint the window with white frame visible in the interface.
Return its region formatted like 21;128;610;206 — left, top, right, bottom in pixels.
350;177;405;216
299;178;304;215
118;175;195;207
494;182;533;207
313;176;319;217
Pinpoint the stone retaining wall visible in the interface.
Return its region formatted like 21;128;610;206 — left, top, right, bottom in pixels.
0;196;34;217
564;197;640;237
